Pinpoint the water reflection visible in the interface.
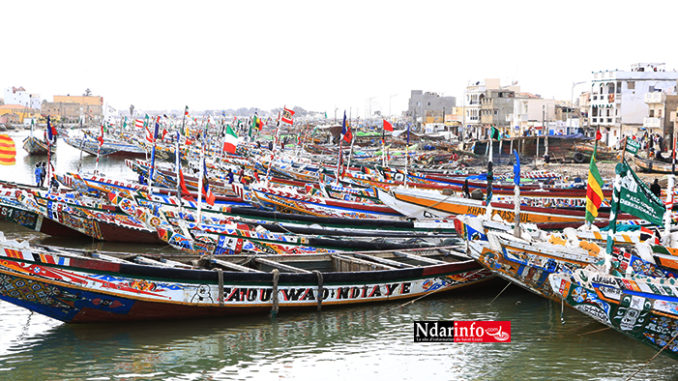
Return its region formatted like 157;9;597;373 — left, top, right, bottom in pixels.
0;284;676;380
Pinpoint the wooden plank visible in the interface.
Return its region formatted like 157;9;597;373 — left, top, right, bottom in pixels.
332;253;396;270
159;258;194;268
212;258;264;273
393;250;447;265
134;256;178;268
92;252;133;264
437;248;471;260
253;257;312;274
352;253;414;268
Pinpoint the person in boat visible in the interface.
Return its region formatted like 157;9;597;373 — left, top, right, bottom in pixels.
34;163;42;187
651;179;661;198
40;162;47;187
50;176;59;193
227;169;234;184
138;173;146;185
462;178;470;198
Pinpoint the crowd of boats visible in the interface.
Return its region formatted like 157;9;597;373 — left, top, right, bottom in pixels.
1;114;677;360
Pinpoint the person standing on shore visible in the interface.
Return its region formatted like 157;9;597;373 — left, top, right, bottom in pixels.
650;179;661;198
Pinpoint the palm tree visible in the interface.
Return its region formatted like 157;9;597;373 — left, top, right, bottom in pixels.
129;104;135;118
84;88;92;96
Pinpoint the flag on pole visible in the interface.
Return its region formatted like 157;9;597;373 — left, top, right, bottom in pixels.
406;123;410;145
175;131;189;196
513;150;520;186
252;115;263;131
149;117;160;181
341;111;352;143
281;107;295;125
490;126;501;140
46;116;57;143
383;119;393;132
0;134;16;166
585;139;604;223
145;115;155;143
201;160;216;206
223;125;239;154
97;123;104;146
184;106;189;117
134;119;144;128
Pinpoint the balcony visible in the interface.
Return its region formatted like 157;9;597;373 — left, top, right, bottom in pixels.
643;117;662;129
645;92;666;104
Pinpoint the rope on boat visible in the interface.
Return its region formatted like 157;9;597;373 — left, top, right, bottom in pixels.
375;268;488;317
271;269;280;318
216;268;224;306
313;270;323;312
488;281;511;305
624;331;678;381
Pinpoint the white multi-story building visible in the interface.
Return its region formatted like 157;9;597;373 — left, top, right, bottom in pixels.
590;63;678;147
464;79;494;139
506;93;558;136
3;86;40;109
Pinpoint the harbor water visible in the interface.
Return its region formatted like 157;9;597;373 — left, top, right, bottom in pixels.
0;129;677;380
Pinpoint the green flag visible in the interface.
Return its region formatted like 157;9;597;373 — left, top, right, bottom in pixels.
490;126;501;141
614;160;665;226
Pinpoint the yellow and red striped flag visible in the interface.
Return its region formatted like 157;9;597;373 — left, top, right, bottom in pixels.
0;134;16;166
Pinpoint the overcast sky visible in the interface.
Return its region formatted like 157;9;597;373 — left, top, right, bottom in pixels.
2;0;675;117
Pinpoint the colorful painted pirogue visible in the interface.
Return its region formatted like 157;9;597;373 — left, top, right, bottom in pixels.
5;184;162;244
64;135;145;157
0;234;492;323
22;135;55;155
378;186;632;224
114;194;454;255
550;268;678;359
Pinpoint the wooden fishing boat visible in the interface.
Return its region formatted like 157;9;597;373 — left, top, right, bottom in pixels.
0;235;492;323
467;231;602;301
550;268;678;359
378;187;633;224
64;135;146;158
252;186;402;219
22;135;55;155
11;187;163;244
0;187;87;239
633;156;676;174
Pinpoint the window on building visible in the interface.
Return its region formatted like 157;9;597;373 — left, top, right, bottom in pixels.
617;81;622;93
649;110;655;117
658;109;662;118
606;109;610;117
649;86;655;92
627;81;635;90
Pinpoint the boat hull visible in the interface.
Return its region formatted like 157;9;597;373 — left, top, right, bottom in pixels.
0;249;492;323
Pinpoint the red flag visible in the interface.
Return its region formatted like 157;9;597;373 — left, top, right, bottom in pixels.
179;169;189;194
97;124;104;146
281;107;295;125
145;125;154;143
595;129;602;141
383;119;393;132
